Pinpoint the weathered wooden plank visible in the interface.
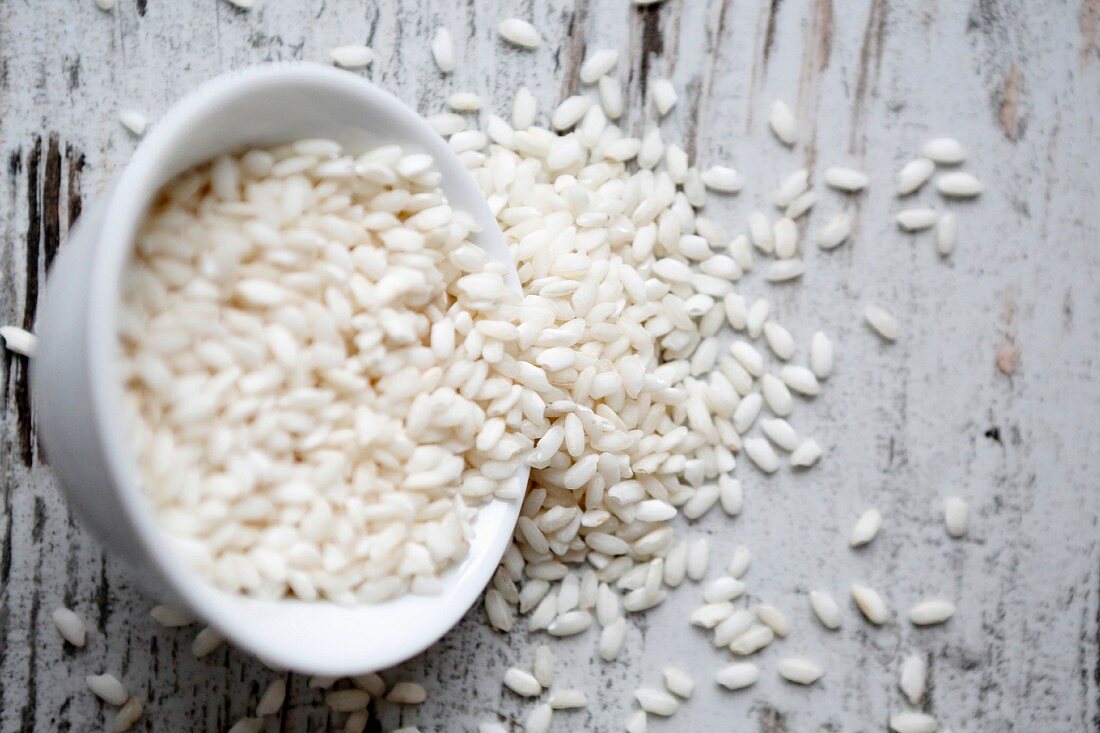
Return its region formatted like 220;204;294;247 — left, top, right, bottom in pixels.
0;0;1097;731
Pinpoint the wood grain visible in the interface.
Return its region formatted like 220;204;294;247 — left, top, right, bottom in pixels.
1;0;1098;731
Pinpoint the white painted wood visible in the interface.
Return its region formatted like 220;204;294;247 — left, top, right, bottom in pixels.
1;0;1098;730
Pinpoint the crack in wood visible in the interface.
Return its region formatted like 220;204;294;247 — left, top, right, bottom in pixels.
558;0;589;102
690;0;734;157
637;4;663;94
9;135;82;470
43;135;61;272
65;144;85;232
762;0;784;68
796;0;834;171
17;137;42;468
849;0;887;154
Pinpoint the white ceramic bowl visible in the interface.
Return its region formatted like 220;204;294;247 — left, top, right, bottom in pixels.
32;62;526;675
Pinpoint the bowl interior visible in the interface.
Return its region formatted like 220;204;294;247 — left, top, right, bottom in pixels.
90;63;525;674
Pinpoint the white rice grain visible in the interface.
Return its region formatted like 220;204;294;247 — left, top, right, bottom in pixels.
330;45;374;69
634;688;678;716
498;18;542;48
818;211;852;250
599;618;627;660
744;438;779;473
769;101;797;145
729;624;774;656
548;688;588;709
486;589;515;631
87;673;129;706
352;673;386;697
864;304;899;341
386;682;427;704
651;78;678;116
897;208;938;231
851;584;889;625
700;165;743;193
662;667;694;698
777;657;824;685
774;169;809;208
715;662;759;691
732;393;763;434
899;654;927;705
936;212;958;256
533;644;555;687
712;609;754;647
755;604;791;637
525;703;553;733
51;606;86;647
512;86;538;129
749;211;774;253
548;610;593;637
718;476;743;516
727;545;751;578
780;365;820;396
598;76;624;119
682;483;720;520
810;331;834;379
761;418;799;451
790;438;823;467
118;108;149;136
765;258;800;283
850;509;883;547
448;92;485;111
809;590;842;630
150;605;194;628
256;678;287;716
922;137;966;164
580;49;619;83
552;96;592;131
785;191;817;220
326;690;371;713
690;602;733;629
944;496;969;538
889;711;939;733
704;576;746;603
504;668;543;697
191;627;225;658
746;299;770;338
114;697;144;731
431;28;456;73
897;157;936;195
824;166;868;192
760;374;793;417
686;538;709;581
908;600;956;626
936;171;983;198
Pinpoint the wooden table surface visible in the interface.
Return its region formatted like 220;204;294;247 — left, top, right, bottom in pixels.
1;0;1098;731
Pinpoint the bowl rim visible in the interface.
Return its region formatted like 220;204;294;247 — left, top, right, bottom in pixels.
83;62;526;674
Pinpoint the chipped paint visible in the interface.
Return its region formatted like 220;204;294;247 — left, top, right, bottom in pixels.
1081;0;1100;65
998;63;1022;140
